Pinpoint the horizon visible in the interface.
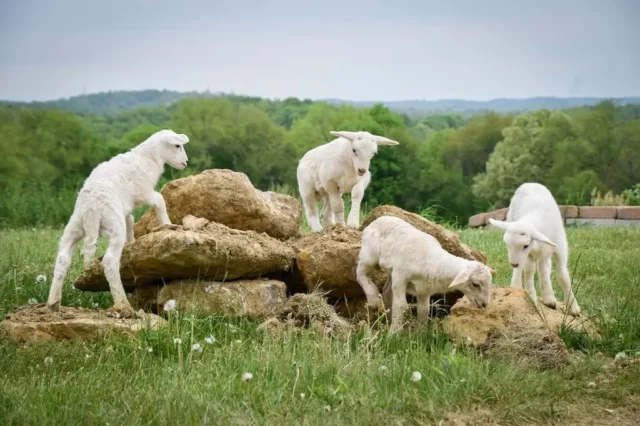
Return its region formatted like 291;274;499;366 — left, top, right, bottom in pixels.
1;0;639;102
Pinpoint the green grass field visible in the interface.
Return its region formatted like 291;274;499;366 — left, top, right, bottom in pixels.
1;225;639;425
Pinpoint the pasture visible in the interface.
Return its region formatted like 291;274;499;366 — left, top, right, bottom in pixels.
1;224;639;425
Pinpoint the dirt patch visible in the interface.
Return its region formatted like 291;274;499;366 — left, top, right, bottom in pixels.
361;205;488;264
1;304;165;344
134;169;301;240
155;279;287;317
258;293;352;336
74;216;295;292
289;225;388;298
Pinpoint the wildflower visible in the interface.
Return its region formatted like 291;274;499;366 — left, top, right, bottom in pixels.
204;285;215;294
204;336;216;344
242;372;253;382
324;405;331;413
379;365;388;373
300;393;306;399
411;371;422;382
192;343;203;353
146;347;153;353
163;299;177;312
15;287;22;291
615;352;627;361
587;381;597;388
28;298;38;305
44;357;53;366
173;337;182;344
92;303;99;309
36;274;47;283
235;339;242;344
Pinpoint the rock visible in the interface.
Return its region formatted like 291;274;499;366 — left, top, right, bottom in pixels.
361;205;487;264
134;169;301;240
74;216;295;292
441;287;597;369
129;286;161;312
1;304;165;345
290;225;389;298
258;293;352;336
154;279;287;317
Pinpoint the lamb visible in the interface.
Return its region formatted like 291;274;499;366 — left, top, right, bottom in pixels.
46;129;190;317
297;131;399;232
356;216;495;332
488;182;581;316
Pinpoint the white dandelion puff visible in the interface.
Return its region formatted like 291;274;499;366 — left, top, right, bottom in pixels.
192;343;203;353
173;337;182;344
204;336;216;344
28;298;38;305
92;302;99;309
324;405;331;413
44;357;53;366
146;347;153;353
163;299;177;312
36;274;47;283
379;365;388;373
300;393;305;399
411;371;422;382
242;372;253;382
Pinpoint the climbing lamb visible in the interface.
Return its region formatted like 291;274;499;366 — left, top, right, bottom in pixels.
297;131;399;232
488;182;581;316
46;129;190;317
356;216;495;332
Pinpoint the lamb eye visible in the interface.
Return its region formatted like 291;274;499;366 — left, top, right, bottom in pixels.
175;144;180;148
523;244;529;250
472;282;480;288
352;149;357;155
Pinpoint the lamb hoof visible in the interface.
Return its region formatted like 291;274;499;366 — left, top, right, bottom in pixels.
543;301;557;310
108;304;136;319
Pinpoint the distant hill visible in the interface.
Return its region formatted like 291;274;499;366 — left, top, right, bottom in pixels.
3;90;640;116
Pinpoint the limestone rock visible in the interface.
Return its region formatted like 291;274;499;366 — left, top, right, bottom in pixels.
74;216;295;292
134;169;301;240
1;304;165;345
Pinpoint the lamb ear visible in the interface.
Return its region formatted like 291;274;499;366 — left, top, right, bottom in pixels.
449;269;470;289
488;218;509;231
374;136;400;146
489;268;497;277
178;133;189;144
330;131;357;141
530;229;557;247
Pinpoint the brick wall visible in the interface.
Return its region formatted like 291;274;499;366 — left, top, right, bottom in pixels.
468;206;640;228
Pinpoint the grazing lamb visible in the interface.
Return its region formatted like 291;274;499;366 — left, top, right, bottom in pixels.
297;131;399;232
46;129;190;317
488;182;581;316
356;216;495;332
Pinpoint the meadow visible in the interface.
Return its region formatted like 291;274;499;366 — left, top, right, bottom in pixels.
1;223;639;425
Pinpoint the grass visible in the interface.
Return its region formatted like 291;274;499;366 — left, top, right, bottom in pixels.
1;225;640;425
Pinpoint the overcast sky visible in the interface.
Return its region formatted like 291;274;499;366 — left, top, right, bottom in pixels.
1;0;638;102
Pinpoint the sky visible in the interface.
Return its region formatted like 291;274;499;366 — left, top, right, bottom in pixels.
1;0;639;102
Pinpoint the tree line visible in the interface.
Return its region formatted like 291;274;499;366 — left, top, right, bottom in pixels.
1;96;639;228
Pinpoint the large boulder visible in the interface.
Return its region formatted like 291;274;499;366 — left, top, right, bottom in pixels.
291;226;388;298
74;216;295;292
154;279;287;317
1;304;165;345
361;205;488;264
134;169;301;240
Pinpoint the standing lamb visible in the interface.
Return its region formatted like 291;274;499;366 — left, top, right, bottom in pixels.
46;129;190;317
488;182;581;316
356;216;495;332
297;131;399;232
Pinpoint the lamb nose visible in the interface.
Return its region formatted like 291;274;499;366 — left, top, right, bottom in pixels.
510;263;519;268
481;301;487;308
358;168;367;175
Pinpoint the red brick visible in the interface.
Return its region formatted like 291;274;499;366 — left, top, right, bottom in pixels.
616;207;640;220
558;205;579;218
486;208;508;222
578;206;617;219
468;213;486;228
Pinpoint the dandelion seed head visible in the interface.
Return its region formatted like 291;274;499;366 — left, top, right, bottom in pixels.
411;371;422;382
173;337;182;344
324;405;331;413
204;336;216;344
192;343;203;353
163;299;177;312
379;365;388;373
27;298;38;305
44;357;53;366
36;274;47;283
300;393;305;399
92;303;99;309
615;352;627;361
242;372;253;382
146;347;153;353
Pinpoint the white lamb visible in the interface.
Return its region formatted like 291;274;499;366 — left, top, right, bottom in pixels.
488;182;581;316
356;216;495;332
46;129;190;317
297;131;399;232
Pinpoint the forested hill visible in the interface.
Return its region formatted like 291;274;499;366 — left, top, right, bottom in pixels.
3;89;639;116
